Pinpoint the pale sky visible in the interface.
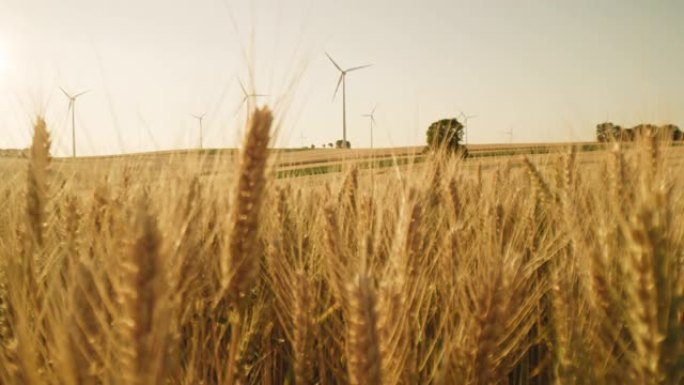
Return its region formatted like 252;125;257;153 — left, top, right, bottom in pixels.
0;0;682;156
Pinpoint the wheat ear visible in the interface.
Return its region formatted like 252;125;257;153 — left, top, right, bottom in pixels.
221;107;273;302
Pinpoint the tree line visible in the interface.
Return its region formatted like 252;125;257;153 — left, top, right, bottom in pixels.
596;122;682;142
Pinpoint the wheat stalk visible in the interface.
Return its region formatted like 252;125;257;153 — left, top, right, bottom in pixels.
118;193;171;385
347;273;382;385
221;107;273;303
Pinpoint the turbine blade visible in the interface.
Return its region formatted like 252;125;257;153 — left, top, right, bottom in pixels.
346;64;373;72
59;87;71;99
325;52;343;72
73;90;90;99
234;101;245;116
371;105;377;115
239;79;248;97
332;74;343;100
238;96;250;113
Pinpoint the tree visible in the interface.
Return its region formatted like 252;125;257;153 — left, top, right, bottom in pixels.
426;118;464;153
596;122;684;142
596;122;612;142
660;124;682;141
335;140;351;149
621;128;634;141
596;122;624;142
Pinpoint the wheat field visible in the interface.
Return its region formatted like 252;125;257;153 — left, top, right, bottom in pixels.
1;108;684;385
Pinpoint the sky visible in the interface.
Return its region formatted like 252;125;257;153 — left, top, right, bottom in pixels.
0;0;682;156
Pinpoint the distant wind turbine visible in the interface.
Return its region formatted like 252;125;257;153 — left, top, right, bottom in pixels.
457;111;477;146
326;52;372;148
362;105;377;149
59;87;89;157
504;127;514;144
191;113;206;150
237;79;268;119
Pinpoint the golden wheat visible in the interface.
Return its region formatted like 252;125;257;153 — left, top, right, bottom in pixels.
0;111;683;385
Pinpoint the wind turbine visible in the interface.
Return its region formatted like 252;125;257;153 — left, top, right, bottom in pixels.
59;87;89;157
191;113;206;150
326;52;372;149
362;105;377;149
457;111;477;146
237;79;267;119
504;127;514;144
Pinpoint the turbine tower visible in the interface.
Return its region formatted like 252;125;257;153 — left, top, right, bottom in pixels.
362;105;377;149
326;52;372;149
504;127;514;144
191;113;206;150
299;133;307;148
458;111;477;146
60;87;89;158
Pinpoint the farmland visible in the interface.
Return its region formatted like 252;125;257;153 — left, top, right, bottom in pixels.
2;112;684;385
3;0;684;382
0;140;640;184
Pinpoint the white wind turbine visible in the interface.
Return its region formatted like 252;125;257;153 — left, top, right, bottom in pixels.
504;127;514;144
59;87;89;157
299;133;307;148
326;52;372;148
237;79;268;121
458;110;477;146
362;105;377;149
191;113;206;150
